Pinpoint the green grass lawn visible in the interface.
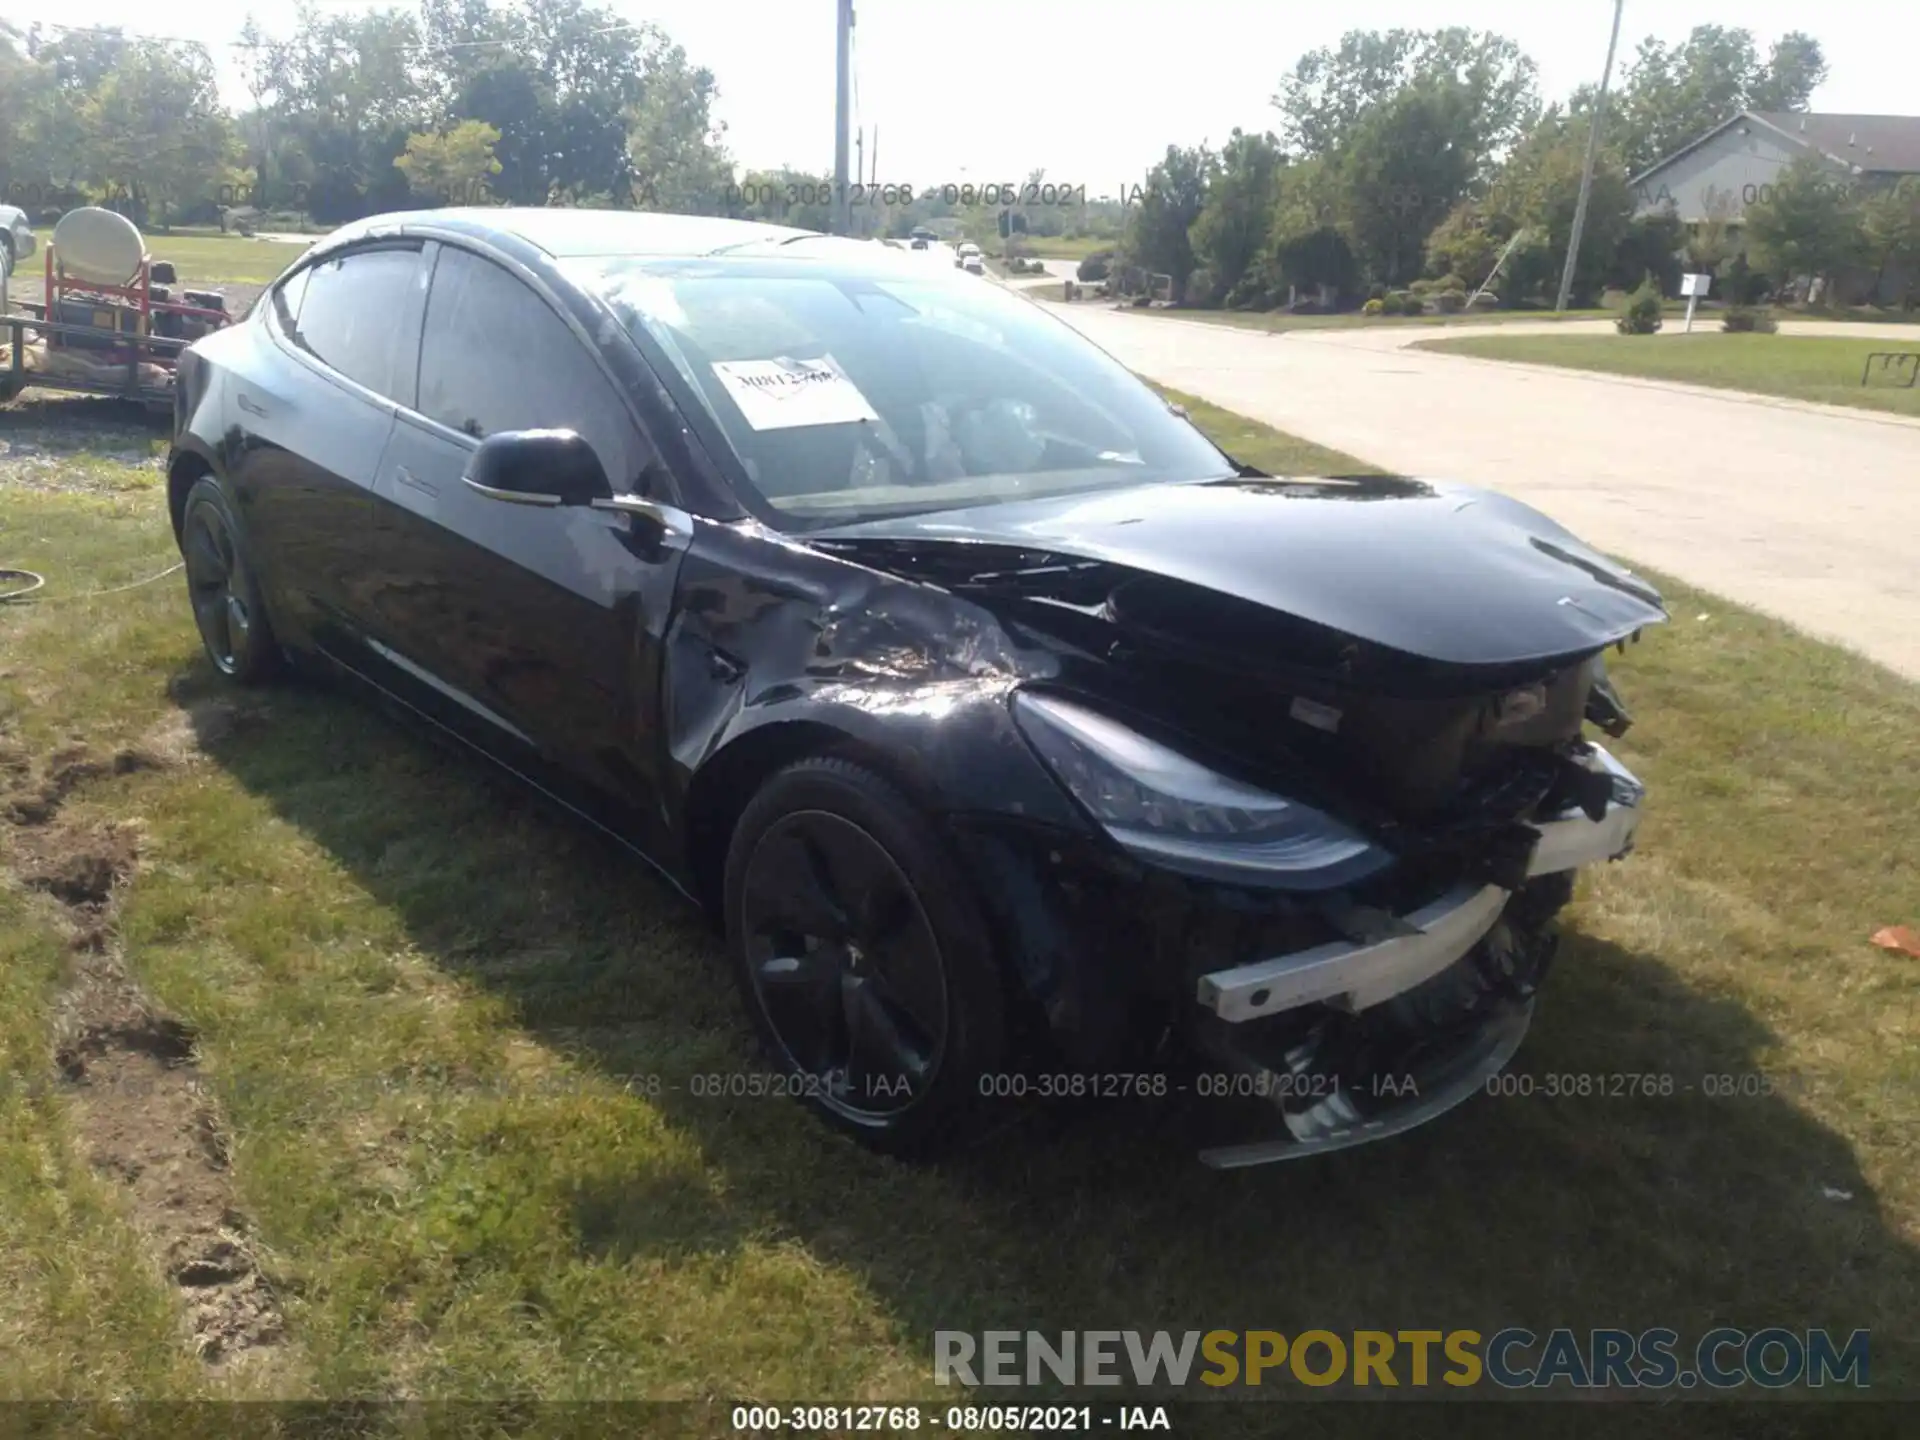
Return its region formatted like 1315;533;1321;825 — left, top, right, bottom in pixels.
1417;332;1920;418
1017;235;1111;261
1122;298;1918;337
1;392;1916;1431
1126;304;1644;333
28;228;308;286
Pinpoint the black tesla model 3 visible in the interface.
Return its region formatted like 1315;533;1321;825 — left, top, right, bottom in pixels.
167;209;1665;1167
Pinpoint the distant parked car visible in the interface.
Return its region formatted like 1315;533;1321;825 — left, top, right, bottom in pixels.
910;237;930;250
962;254;985;275
1;204;36;291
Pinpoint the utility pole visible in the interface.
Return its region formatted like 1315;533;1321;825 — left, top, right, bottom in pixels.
833;0;854;235
1557;0;1626;313
855;128;865;234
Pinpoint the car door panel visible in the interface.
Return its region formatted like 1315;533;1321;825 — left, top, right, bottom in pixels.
231;242;426;662
366;243;686;854
229;363;397;660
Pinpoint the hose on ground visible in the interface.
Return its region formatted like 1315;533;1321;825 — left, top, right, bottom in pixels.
0;560;184;604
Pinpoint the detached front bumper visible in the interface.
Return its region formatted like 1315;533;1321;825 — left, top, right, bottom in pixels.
1188;743;1643;1167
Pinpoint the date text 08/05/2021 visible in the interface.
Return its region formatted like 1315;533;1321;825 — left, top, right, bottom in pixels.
730;1405;1170;1433
510;1065;1876;1108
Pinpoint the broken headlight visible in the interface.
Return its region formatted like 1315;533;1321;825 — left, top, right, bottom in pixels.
1011;692;1394;889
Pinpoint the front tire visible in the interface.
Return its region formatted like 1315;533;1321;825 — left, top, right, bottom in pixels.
722;757;1009;1158
179;476;280;683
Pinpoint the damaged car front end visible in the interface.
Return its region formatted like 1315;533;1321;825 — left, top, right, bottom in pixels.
800;474;1663;1166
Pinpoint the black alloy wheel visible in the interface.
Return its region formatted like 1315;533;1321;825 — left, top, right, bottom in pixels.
724;757;1008;1155
180;476;279;682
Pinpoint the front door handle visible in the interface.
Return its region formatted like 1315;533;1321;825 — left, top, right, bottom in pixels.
236;392;268;418
395;465;438;496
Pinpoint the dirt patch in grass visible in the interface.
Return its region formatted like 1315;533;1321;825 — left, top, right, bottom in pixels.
3;740;169;826
2;735;287;1370
53;960;287;1369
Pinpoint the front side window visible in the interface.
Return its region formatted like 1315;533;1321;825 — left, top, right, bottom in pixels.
580;257;1233;529
415;246;641;488
284;246;422;400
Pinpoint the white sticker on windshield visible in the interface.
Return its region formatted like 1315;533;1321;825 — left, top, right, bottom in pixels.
710;355;880;430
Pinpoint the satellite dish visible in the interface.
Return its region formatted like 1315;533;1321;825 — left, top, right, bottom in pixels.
52;207;147;287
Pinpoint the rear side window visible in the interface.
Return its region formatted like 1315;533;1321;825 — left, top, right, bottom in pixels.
415;245;641;487
285;246;422;400
270;266;310;332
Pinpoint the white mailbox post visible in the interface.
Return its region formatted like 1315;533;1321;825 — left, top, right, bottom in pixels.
1680;272;1711;332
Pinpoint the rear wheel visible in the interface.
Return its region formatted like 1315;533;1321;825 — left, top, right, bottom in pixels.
723;757;1009;1157
180;476;280;683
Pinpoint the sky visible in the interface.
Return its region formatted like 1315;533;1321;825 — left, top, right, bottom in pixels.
5;1;1915;189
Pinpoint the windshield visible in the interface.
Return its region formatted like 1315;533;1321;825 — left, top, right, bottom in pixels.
575;257;1234;529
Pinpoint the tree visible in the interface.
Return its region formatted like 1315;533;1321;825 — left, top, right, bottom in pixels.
1190;129;1286;306
1424;203;1506;290
1236;156;1354;302
251;4;431;220
1681;190;1740;275
1746;33;1830;114
1275;28;1539;180
1486;108;1634;305
75;38;235;227
623;35;730;213
394;119;503;204
1612;27;1826;176
1860;179;1920;302
1122;144;1213;300
1610;206;1687;297
1744;154;1866;296
1335;80;1477;286
0;21;27;192
726;170;833;234
1269;225;1356;302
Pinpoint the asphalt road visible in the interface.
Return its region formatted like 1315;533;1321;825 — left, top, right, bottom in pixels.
1043;303;1920;680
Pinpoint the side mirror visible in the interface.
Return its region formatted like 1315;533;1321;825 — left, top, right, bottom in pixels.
462;429;610;508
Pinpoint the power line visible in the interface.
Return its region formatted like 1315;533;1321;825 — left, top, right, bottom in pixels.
14;16;656;56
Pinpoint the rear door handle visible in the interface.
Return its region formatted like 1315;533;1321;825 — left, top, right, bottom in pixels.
236;392;268;418
395;465;437;496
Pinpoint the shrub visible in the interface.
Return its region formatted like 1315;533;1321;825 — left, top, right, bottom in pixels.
1394;291;1425;316
1721;305;1778;333
1434;288;1467;313
1184;266;1217;306
1467;289;1499;309
1362;297;1386;316
1077;251;1112;282
1615;277;1664;334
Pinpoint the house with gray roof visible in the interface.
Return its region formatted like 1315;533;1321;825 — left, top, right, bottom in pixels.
1629;111;1920;303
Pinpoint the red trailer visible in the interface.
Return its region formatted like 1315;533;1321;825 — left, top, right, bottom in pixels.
2;230;233;414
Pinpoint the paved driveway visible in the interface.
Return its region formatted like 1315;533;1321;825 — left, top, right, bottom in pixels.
1043;304;1920;679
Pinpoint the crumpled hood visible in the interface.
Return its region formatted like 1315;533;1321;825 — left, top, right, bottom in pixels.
808;476;1667;668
